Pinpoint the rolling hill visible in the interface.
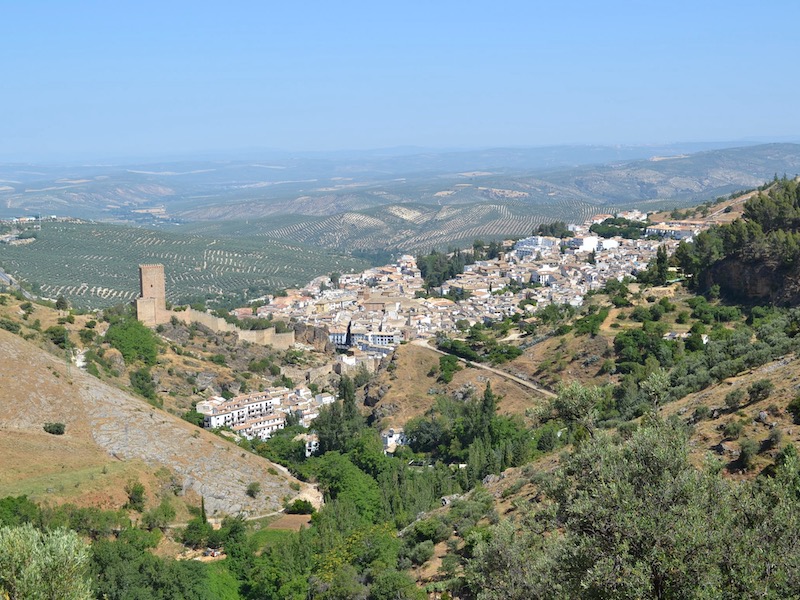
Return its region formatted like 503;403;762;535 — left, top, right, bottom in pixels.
0;326;311;517
2;143;799;226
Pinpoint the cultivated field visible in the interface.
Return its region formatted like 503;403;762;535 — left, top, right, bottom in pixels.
180;198;610;255
0;222;369;308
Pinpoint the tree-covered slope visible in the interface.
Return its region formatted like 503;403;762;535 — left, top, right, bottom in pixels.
676;177;800;304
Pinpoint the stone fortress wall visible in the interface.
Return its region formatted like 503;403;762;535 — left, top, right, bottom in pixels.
135;264;294;350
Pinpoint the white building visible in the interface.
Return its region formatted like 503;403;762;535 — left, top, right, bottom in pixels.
532;265;559;286
381;428;406;454
195;386;331;439
513;235;556;258
598;238;619;250
233;414;286;441
196;392;281;430
294;433;320;457
568;236;599;253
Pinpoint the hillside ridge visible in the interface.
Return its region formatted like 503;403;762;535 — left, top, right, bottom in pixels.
0;327;308;516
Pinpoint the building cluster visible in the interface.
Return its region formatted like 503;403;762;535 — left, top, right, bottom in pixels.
130;211;708;451
0;215;81;226
195;386;335;441
0;234;35;246
233;212;699;354
644;219;706;240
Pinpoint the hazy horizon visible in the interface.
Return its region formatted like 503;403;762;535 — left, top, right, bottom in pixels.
3;139;800;167
2;1;799;162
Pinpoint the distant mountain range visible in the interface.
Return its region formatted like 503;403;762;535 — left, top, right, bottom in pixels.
2;143;800;254
0;143;795;220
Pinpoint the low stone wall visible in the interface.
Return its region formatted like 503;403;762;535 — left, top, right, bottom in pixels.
239;328;295;350
170;308;295;350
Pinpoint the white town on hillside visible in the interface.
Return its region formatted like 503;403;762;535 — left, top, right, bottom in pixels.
191;212;703;448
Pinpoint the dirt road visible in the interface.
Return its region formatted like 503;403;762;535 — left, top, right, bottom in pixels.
412;339;556;398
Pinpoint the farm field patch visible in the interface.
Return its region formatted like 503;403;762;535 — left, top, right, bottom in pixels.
0;222;368;308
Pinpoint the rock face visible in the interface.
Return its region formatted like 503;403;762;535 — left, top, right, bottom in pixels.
370;402;399;423
706;257;800;306
363;382;389;408
0;329;306;516
105;348;126;374
293;323;334;353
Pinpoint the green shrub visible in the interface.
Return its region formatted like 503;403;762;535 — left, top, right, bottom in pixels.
411;517;450;544
209;353;226;366
43;422;65;435
724;420;743;440
765;428;783;450
748;379;774;404
44;325;69;348
788;395;800;423
130;368;157;401
284;499;315;514
437;354;462;384
739;438;759;469
182;517;213;548
124;480;146;512
618;421;638;439
0;318;20;334
78;329;96;344
408;540;435;565
142;499;176;531
693;405;711;420
246;482;261;498
725;388;745;411
105;317;159;366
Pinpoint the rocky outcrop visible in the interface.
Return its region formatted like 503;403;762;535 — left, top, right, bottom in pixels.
293;322;334;353
370;402;399;423
706;257;800;306
364;382;390;408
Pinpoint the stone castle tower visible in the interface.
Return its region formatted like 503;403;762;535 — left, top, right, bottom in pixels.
135;264;168;326
134;264;295;349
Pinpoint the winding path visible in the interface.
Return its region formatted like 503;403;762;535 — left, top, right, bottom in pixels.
411;338;556;398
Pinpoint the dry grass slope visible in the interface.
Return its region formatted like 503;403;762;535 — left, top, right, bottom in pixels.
0;328;311;517
367;343;550;428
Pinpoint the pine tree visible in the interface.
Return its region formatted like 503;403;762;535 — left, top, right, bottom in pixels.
655;245;669;285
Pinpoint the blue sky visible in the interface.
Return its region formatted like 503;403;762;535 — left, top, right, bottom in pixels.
2;1;799;161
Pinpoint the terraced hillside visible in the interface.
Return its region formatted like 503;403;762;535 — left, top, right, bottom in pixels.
180;199;603;254
0;221;368;308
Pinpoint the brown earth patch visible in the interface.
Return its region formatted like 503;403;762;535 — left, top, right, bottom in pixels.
267;514;312;531
366;342;548;429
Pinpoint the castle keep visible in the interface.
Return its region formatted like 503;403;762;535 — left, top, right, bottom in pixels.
135;264;294;350
136;264;169;327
